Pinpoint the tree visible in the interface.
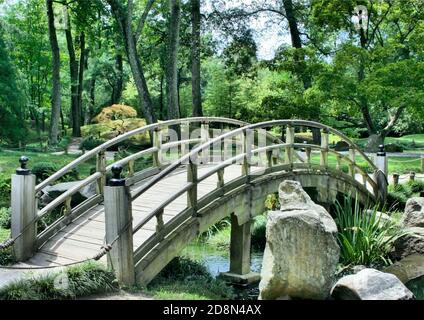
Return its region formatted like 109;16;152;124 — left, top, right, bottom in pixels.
107;0;157;124
310;0;424;150
0;24;26;144
46;0;61;145
191;0;202;116
167;0;181;120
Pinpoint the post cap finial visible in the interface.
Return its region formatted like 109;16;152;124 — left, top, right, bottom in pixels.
109;164;125;186
377;144;386;156
16;156;30;175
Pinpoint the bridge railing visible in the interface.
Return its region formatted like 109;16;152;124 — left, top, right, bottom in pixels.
127;120;381;276
11;117;254;259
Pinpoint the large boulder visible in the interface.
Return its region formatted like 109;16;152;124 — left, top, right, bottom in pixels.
391;227;424;259
403;197;424;228
331;268;415;300
334;140;349;152
385;254;424;284
40;181;97;207
258;181;339;300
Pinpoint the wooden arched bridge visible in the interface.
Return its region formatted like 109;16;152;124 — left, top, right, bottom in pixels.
2;117;388;286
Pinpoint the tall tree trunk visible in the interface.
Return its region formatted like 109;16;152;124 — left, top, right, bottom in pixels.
46;0;61;145
85;76;96;124
108;0;157;124
65;18;81;137
111;53;123;104
191;0;202;117
167;0;181;120
77;32;86;128
159;73;164;119
282;0;319;143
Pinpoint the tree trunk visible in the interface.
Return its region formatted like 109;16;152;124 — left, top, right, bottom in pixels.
85;76;96;124
108;0;157;124
46;0;61;145
111;53;123;104
282;0;320;143
191;0;202;117
77;32;86;129
159;73;164;119
167;0;181;120
365;133;385;153
65;19;81;137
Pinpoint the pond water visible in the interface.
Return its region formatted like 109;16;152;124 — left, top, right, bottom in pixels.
181;243;264;277
181;242;263;299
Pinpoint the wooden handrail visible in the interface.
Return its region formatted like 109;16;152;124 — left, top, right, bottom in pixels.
37;172;102;220
35;117;248;192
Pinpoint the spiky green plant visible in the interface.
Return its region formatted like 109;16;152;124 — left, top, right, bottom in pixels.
334;197;408;268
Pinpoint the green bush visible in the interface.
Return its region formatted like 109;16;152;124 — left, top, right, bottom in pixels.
58;136;71;152
32;162;58;182
148;257;234;300
251;214;267;250
0;207;11;229
385;143;404;153
79;136;106;151
0;175;11;208
334;197;408;268
0;261;117;300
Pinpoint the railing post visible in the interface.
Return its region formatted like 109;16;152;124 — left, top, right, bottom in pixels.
320;129;329;169
348;147;356;179
200;121;210;164
421;155;424;172
104;165;135;286
180;121;189;157
375;144;388;177
393;173;400;187
242;130;251;176
285;125;295;166
11;156;37;261
187;159;198;213
96;150;106;196
153;127;162;167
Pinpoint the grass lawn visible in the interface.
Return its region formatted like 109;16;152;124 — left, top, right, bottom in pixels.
0;150;96;178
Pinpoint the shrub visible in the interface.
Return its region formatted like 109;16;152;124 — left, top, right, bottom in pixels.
148;257;234;300
0;175;11;207
0;207;11;229
92;104;137;123
334;197;408;268
251;214;267;250
264;193;279;210
58;136;71;152
0;261;117;300
32;162;58;182
79;136;106;151
385;143;404;153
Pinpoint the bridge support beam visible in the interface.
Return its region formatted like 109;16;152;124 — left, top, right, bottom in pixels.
104;165;135;287
219;213;260;286
11;156;36;261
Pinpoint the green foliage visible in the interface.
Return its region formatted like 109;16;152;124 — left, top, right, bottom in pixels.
147;257;234;300
31;161;58;182
0;24;26;144
251;214;267;250
334;197;407;268
79;136;106;151
264;193;279;210
387;180;424;211
0;262;118;300
0;175;11;208
0;207;11;229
